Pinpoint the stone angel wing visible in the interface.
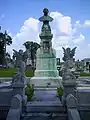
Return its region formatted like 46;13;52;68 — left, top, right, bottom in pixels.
70;47;77;58
13;49;18;57
13;49;18;53
62;47;66;61
62;47;66;54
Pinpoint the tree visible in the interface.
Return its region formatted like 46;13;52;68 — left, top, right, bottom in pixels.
23;41;40;67
0;28;12;66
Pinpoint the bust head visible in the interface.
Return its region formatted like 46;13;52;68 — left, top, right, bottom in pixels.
43;8;49;16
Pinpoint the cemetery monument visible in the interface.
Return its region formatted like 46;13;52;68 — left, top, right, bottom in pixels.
30;8;62;87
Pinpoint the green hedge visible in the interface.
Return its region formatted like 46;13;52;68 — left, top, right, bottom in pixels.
0;68;34;77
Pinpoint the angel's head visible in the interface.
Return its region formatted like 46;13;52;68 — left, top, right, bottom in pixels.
19;49;23;54
66;47;71;53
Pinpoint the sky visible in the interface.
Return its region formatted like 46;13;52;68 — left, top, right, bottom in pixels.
0;0;90;61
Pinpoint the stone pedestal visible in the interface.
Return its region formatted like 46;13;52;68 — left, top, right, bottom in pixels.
62;60;77;101
12;83;25;96
31;77;62;87
12;75;27;106
12;83;27;106
31;48;62;87
62;80;76;105
63;81;76;98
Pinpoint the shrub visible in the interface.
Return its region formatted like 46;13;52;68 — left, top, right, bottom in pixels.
25;81;34;101
57;87;63;97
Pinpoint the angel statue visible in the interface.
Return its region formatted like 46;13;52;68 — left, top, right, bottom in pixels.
62;47;77;82
13;49;27;75
62;47;77;62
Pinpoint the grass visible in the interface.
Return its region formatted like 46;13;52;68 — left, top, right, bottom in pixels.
25;70;34;77
0;68;34;77
1;68;90;77
80;72;90;77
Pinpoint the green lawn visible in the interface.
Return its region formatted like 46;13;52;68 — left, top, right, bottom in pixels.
0;68;34;77
80;72;90;77
1;68;90;77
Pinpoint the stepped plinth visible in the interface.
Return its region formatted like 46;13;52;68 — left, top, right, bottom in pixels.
30;8;62;87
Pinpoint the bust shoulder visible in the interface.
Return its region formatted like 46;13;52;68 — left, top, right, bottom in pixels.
39;15;53;22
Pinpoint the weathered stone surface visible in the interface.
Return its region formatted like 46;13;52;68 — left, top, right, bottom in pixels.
62;47;77;83
32;88;59;101
66;94;77;108
76;87;90;105
0;88;12;106
66;94;81;120
26;101;65;113
7;109;21;120
11;94;22;109
62;47;77;62
63;85;76;99
68;109;81;120
62;47;77;100
13;49;27;72
30;77;62;87
0;87;13;119
6;94;22;120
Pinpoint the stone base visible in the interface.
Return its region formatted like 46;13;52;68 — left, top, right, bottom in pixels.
63;81;76;98
63;80;76;86
30;76;62;88
12;83;25;96
35;70;59;77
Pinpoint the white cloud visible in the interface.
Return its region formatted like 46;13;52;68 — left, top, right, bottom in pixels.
75;43;90;60
83;20;90;27
12;18;39;50
6;11;90;61
74;21;82;28
73;33;85;44
50;12;63;19
50;12;86;60
50;12;72;35
6;18;40;57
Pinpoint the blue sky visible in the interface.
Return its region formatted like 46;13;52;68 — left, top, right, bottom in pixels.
0;0;88;34
0;0;90;60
